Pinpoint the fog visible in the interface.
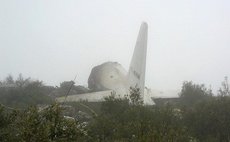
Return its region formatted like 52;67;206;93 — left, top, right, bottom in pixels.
1;0;230;94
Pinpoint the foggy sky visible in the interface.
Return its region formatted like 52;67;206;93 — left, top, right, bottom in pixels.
0;0;230;93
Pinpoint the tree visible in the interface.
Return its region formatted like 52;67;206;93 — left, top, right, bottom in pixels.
15;73;31;88
129;87;143;106
4;75;14;85
179;81;213;106
0;74;53;108
218;76;230;96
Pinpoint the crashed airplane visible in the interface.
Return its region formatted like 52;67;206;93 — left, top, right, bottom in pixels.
57;22;154;105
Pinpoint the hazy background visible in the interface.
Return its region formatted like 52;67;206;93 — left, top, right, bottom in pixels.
0;0;230;94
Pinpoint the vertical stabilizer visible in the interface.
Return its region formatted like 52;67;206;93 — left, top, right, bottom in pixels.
128;22;148;99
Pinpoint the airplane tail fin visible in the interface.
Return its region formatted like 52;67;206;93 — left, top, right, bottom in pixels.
127;22;148;97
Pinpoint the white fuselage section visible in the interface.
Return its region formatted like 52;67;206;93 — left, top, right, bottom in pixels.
57;22;155;105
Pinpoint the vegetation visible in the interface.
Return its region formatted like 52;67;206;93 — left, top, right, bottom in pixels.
88;88;190;142
179;81;213;106
0;103;87;142
1;75;230;141
0;74;53;108
49;81;90;98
